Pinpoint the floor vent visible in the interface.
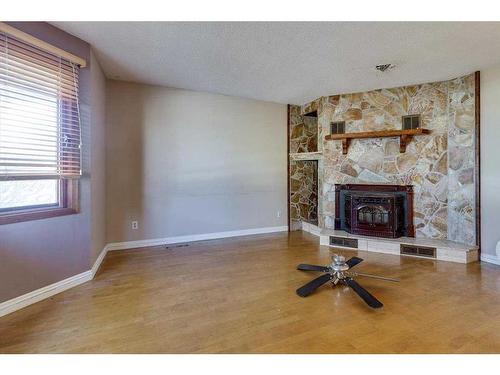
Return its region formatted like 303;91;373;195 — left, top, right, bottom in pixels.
400;244;436;258
330;236;358;249
164;243;190;250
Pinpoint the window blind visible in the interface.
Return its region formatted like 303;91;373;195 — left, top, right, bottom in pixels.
0;31;82;180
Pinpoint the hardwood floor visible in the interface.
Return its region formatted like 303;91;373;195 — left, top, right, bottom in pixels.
1;231;500;353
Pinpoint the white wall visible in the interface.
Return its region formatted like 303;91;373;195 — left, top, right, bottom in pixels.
105;81;287;243
481;65;500;261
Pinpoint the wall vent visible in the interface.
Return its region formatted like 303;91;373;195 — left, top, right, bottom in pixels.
331;121;346;135
330;236;358;249
400;244;436;258
402;115;421;130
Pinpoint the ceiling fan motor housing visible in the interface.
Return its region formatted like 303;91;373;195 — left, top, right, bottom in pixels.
330;255;350;273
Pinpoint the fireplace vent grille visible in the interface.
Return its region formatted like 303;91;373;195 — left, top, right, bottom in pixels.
330;236;358;249
402;114;421;130
330;121;345;135
400;244;436;258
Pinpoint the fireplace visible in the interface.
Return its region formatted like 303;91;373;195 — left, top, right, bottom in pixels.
334;184;414;238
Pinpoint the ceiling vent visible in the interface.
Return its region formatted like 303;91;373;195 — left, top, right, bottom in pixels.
375;64;395;72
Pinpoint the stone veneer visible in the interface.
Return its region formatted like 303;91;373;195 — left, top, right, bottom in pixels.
289;104;319;227
290;160;318;225
290;73;477;245
289;105;318;153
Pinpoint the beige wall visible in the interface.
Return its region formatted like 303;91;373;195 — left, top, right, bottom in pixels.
106;81;287;243
90;50;107;263
481;66;500;258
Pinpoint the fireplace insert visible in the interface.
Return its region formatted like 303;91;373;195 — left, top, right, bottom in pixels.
335;184;414;238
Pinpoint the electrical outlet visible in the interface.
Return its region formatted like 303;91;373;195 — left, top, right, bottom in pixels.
276;210;282;218
131;220;139;230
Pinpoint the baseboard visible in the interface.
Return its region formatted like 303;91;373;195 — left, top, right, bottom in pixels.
91;245;110;277
106;225;289;251
481;253;500;266
0;244;110;318
0;270;92;318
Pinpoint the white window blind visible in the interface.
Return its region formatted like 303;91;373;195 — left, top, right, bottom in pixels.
0;31;82;180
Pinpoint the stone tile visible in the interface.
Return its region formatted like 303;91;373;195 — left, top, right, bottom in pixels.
289;160;318;224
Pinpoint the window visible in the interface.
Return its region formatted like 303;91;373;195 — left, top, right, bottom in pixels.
402;114;421;130
0;29;82;224
331;121;345;134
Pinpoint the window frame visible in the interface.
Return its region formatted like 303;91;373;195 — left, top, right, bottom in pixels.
0;25;84;225
0;179;79;225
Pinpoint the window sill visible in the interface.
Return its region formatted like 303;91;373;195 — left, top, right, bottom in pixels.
0;207;78;225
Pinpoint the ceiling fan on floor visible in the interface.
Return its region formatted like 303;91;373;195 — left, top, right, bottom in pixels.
296;254;399;309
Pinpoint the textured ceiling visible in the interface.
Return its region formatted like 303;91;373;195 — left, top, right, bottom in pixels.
52;22;500;104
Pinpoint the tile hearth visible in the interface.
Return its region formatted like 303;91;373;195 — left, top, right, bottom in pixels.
318;228;478;264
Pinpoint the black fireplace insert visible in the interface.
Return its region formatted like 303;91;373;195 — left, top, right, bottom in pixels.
334;184;414;238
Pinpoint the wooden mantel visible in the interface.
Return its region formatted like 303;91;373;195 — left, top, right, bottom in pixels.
325;128;431;154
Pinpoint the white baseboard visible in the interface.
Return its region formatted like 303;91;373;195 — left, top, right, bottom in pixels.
91;245;110;277
481;253;500;266
106;225;289;251
0;226;288;318
0;270;92;318
0;244;110;318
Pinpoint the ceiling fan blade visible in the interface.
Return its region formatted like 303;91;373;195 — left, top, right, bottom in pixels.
344;278;383;309
296;274;332;297
350;272;399;282
297;264;329;272
346;256;363;269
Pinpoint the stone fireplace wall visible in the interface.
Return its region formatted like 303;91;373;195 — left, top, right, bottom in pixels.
294;73;476;245
290;160;318;225
289;105;318;153
289;104;319;226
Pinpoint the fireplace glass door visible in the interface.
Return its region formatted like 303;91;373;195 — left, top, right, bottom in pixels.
357;205;389;225
349;194;398;237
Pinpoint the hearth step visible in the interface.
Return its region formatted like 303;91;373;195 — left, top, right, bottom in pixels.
319;229;479;264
